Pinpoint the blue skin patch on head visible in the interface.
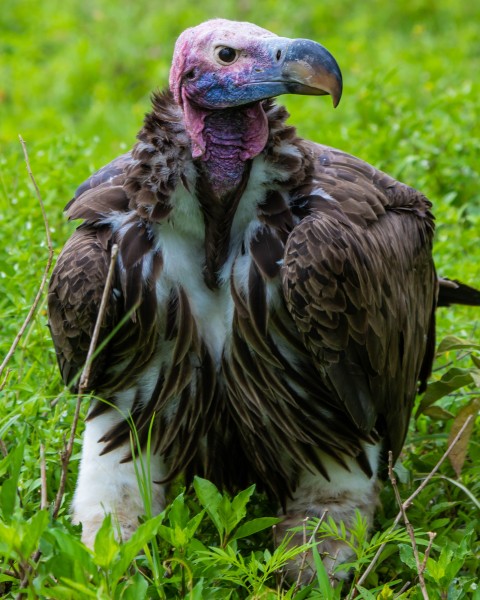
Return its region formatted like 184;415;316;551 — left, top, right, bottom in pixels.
191;72;288;109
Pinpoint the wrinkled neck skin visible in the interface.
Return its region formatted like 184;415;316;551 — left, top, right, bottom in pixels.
182;98;269;198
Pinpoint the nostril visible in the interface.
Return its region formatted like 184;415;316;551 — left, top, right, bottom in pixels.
276;49;282;61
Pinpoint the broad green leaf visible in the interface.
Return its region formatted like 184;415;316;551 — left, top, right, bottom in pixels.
355;586;379;600
20;510;49;557
193;477;224;537
230;485;255;522
157;509;203;548
190;578;205;600
232;517;280;541
188;537;209;554
217;494;233;533
93;514;120;568
290;587;314;600
112;512;164;582
119;572;148;600
425;557;446;580
168;492;190;528
156;524;175;545
471;370;480;387
42;529;97;588
58;578;98;598
0;479;18;524
430;517;452;529
398;544;416;570
444;557;466;581
185;509;205;539
37;584;90;600
417;368;475;415
0;510;49;560
173;523;188;546
458;528;475;556
437;336;480;353
422;405;454;420
0;258;15;277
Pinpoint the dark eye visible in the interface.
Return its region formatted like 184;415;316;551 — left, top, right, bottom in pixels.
216;46;238;65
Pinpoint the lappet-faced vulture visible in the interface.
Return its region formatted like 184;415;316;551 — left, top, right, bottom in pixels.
48;19;480;581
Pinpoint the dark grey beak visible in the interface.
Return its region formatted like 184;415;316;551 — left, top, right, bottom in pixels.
280;38;343;107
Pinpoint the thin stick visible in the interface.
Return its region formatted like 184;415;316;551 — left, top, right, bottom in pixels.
0;368;11;392
421;532;436;573
0;438;8;457
292;517;310;592
353;415;473;595
0;136;54;380
79;243;119;390
52;243;118;519
40;444;48;511
388;451;429;600
394;581;412;598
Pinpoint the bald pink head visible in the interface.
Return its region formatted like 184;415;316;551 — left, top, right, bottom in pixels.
168;19;342;160
169;19;278;106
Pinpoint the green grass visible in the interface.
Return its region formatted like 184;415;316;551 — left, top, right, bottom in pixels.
1;0;479;597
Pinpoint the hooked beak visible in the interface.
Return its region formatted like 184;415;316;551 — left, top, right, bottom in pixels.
278;38;343;107
234;36;342;108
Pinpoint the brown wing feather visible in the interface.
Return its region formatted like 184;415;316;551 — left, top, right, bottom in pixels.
48;225;118;390
282;151;437;461
69;153;133;202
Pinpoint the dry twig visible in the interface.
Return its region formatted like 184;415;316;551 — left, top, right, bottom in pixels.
78;243;119;391
421;532;436;574
294;512;327;591
394;581;412;598
0;438;8;457
388;451;429;600
352;414;474;597
40;444;48;511
0;368;11;392
0;136;54;381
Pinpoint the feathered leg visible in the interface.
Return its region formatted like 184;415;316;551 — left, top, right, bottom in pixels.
72;404;167;547
277;443;381;585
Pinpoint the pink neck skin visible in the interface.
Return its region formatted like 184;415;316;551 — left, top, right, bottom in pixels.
181;91;269;197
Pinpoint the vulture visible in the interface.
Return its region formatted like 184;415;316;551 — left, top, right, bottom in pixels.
48;19;480;581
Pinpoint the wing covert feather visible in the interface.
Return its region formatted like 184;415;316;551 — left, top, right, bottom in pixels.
282;158;437;460
48;226;118;390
